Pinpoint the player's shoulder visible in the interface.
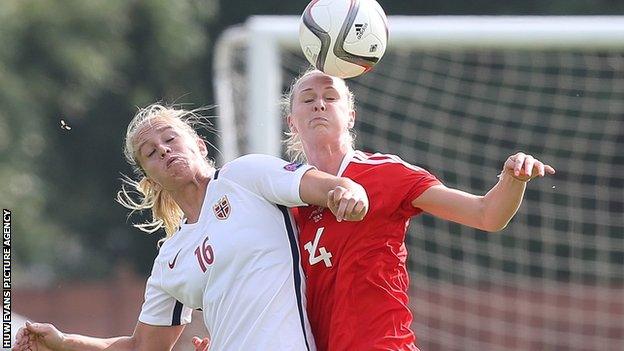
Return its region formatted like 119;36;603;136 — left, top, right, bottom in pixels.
350;150;428;173
223;153;282;168
219;154;285;177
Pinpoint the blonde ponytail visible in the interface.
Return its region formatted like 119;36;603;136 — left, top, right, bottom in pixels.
116;175;183;245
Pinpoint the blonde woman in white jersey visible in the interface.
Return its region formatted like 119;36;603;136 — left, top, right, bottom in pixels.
13;104;368;351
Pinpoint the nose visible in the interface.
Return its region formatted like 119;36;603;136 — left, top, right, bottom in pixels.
313;100;326;112
158;144;171;158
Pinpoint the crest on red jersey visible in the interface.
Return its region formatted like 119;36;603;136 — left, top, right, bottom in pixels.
213;195;231;220
309;206;324;223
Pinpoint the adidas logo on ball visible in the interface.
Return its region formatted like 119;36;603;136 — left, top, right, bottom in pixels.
354;23;368;39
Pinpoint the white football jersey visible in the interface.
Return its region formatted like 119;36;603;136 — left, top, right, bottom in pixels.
138;154;317;351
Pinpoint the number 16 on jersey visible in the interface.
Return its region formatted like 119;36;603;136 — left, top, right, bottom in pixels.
304;227;333;267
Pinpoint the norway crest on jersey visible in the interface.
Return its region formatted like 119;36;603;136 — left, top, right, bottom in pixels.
213;195;231;220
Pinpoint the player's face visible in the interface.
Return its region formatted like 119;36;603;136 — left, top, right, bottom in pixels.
133;118;208;189
289;71;355;145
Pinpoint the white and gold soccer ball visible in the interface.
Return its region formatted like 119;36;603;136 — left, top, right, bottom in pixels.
299;0;389;78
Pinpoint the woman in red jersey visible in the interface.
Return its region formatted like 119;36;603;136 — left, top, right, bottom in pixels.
283;69;556;351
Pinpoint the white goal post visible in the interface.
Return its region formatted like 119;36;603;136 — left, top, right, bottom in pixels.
214;16;624;161
213;16;624;351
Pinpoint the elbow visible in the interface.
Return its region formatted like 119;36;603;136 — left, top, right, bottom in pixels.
481;219;510;233
479;199;513;232
485;223;507;233
479;210;510;233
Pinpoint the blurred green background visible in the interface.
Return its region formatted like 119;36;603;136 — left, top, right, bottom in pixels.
3;0;624;285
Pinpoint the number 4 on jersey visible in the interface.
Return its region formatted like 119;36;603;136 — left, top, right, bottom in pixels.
304;227;333;267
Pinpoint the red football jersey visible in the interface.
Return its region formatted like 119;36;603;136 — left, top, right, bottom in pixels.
294;150;441;351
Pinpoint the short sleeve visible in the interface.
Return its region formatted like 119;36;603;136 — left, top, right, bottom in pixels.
380;160;441;218
400;166;441;216
138;262;193;326
219;154;315;207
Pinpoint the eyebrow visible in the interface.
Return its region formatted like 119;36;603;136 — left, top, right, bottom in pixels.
299;86;339;94
137;125;174;154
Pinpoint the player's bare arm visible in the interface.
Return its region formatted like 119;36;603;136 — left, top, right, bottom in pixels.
13;321;184;351
412;152;555;232
299;168;369;222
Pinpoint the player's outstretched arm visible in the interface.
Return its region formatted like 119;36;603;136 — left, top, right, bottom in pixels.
13;321;185;351
299;169;369;222
412;152;555;232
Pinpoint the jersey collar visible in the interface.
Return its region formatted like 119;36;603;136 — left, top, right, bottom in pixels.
336;149;356;177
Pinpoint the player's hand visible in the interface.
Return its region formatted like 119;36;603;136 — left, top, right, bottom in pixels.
192;336;210;351
12;321;64;351
327;183;369;222
502;152;556;182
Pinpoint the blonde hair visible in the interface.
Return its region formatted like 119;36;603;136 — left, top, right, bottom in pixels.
117;104;215;244
281;68;356;162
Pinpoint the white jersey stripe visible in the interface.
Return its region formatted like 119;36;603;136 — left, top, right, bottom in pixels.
278;205;312;351
351;151;426;172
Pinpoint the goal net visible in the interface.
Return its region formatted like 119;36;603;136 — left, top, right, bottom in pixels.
214;16;624;351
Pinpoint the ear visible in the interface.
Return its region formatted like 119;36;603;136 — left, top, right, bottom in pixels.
347;110;356;129
287;115;298;133
197;137;208;158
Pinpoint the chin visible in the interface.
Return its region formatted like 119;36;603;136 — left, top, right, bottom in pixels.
168;164;193;178
308;128;339;139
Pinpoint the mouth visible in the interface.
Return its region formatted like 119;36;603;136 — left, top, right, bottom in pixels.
309;116;329;125
166;156;182;168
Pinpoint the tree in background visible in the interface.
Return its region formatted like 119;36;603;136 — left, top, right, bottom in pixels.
2;0;218;285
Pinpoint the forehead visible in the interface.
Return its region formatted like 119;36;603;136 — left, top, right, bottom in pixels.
296;72;346;93
133;118;179;148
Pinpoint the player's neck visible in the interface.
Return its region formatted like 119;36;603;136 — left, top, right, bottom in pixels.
170;168;213;224
304;142;352;175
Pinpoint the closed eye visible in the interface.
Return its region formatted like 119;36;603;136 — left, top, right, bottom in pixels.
147;149;155;158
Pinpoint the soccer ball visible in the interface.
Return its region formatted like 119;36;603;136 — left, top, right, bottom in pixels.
299;0;388;79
